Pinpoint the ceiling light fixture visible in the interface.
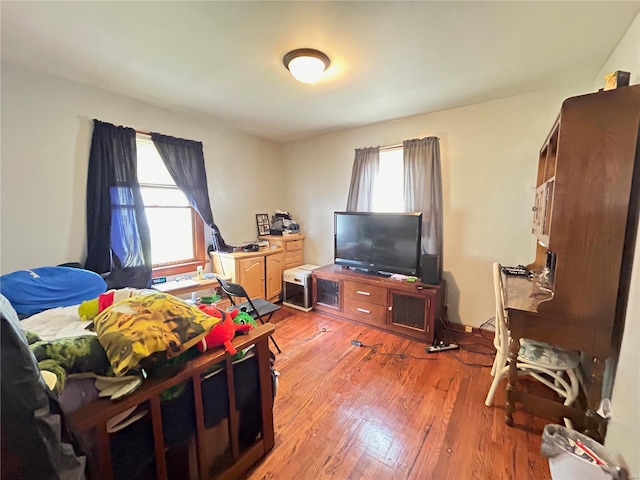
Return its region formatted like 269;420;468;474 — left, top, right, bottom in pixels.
283;48;330;84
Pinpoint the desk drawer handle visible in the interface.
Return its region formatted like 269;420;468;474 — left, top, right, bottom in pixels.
356;308;371;314
356;290;371;296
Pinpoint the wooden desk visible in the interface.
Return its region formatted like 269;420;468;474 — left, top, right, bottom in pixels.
502;275;600;354
503;274;602;436
502;273;552;311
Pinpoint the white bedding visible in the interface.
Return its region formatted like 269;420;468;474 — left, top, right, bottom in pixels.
20;305;95;341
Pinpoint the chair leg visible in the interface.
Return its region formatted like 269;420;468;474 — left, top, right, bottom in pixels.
485;365;509;406
256;313;282;354
490;355;498;377
491;350;507;378
269;335;282;354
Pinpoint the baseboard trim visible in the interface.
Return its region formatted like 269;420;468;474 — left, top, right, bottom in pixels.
447;321;494;337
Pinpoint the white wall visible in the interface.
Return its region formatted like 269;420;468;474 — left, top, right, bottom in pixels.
605;232;640;475
281;82;591;327
594;12;640;89
598;12;640;477
0;63;285;274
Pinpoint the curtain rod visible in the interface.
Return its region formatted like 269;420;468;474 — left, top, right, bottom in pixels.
380;143;402;151
136;129;151;136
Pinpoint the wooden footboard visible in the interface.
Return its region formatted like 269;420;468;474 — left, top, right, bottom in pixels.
67;324;276;480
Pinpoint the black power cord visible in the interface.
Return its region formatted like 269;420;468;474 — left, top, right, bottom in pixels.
277;327;330;342
433;315;495;367
350;333;436;360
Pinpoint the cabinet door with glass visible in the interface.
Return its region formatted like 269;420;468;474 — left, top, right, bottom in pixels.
313;277;341;312
388;289;434;343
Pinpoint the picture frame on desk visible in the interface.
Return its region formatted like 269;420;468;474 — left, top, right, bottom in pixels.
256;213;270;236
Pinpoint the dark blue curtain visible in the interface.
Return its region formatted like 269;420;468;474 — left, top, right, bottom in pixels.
150;132;230;251
85;120;152;288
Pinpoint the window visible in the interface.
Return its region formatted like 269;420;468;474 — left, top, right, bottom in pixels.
136;134;205;275
372;147;404;212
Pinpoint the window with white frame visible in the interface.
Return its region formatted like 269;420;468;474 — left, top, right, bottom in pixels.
136;134;204;271
372;147;404;212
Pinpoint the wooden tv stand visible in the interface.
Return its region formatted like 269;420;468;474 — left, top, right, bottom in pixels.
312;265;443;344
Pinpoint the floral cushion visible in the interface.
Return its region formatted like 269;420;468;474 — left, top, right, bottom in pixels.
519;338;579;369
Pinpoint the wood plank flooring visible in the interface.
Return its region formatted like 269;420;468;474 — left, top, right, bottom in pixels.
244;307;553;480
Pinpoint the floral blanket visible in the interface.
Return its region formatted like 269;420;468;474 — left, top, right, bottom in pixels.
94;293;221;376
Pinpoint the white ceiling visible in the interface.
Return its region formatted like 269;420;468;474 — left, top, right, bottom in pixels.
1;1;638;143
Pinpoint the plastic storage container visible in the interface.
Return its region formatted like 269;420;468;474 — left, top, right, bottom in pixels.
541;424;629;480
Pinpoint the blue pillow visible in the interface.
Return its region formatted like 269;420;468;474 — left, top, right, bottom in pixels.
0;267;107;317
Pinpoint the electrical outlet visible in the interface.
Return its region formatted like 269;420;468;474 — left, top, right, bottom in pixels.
464;325;473;334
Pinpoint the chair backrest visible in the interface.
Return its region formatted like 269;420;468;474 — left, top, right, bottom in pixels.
492;262;510;354
215;276;248;300
214;276;263;313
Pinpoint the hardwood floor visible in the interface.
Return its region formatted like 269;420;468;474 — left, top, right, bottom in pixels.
244;307;553;480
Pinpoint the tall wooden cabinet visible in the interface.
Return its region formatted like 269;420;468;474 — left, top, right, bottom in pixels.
504;85;640;438
209;248;284;302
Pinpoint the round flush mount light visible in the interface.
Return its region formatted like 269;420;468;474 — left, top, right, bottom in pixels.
283;48;330;84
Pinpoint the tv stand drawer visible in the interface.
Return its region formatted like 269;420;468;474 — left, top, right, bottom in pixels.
343;298;387;326
344;281;387;306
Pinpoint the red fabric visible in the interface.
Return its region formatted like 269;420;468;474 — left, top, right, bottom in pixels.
98;291;115;313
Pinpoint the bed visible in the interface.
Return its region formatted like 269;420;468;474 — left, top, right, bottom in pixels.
0;278;277;480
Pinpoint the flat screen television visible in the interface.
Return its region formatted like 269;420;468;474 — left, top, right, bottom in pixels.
334;212;422;276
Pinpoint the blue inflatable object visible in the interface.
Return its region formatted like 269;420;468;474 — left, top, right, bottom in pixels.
0;267;107;317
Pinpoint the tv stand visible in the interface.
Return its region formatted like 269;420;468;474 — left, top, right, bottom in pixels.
312;265;443;343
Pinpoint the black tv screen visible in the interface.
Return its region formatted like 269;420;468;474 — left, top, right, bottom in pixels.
334;212;422;276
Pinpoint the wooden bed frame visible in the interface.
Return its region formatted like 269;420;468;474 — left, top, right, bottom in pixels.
67;324;276;480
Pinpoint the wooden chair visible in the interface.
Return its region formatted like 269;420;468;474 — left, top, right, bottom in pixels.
215;276;282;354
485;263;580;411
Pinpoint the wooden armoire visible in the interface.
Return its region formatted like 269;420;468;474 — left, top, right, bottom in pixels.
503;84;640;439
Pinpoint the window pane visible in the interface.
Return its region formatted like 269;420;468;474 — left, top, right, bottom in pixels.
372;148;404;212
137;135;176;186
140;186;190;207
146;207;194;265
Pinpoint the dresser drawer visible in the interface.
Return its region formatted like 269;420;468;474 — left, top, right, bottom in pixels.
286;239;303;252
286;250;303;267
343;281;387;306
343;298;387;326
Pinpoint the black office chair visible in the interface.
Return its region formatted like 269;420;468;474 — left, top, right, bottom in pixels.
214;276;282;354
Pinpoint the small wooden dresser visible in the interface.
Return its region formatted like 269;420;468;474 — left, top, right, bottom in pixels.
259;234;304;270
